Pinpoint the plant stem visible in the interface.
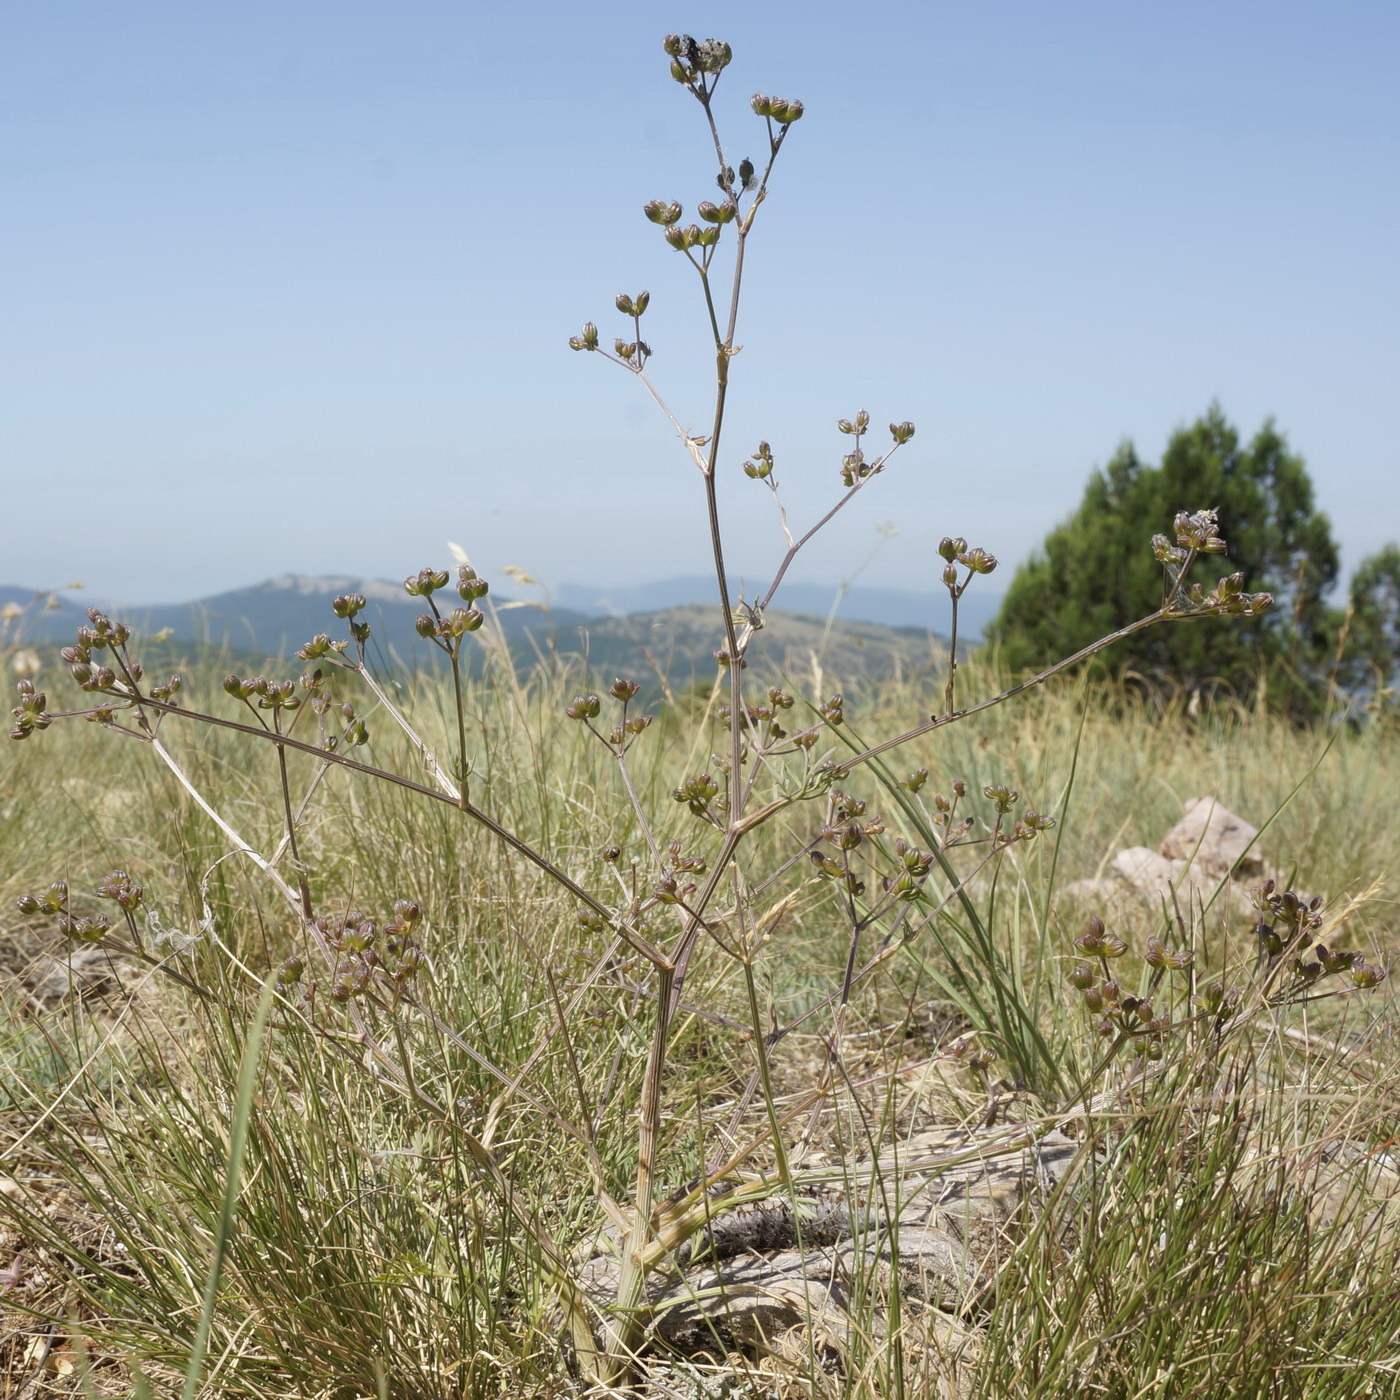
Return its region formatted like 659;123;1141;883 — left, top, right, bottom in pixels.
273;718;314;920
106;694;669;969
449;648;470;808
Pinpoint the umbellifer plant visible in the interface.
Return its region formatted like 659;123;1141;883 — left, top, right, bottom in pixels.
17;34;1375;1395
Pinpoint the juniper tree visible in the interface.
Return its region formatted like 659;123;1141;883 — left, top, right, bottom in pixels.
987;404;1341;713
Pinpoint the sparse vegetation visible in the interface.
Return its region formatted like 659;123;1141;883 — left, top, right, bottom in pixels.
3;35;1396;1400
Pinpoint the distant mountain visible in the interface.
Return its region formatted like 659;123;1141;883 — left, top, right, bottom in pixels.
2;576;592;660
2;575;956;690
129;575;598;662
1;584;92;643
555;576;1001;640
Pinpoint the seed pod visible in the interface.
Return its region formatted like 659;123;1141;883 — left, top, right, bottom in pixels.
565;693;601;721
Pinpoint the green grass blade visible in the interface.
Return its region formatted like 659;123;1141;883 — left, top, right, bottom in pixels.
179;977;277;1400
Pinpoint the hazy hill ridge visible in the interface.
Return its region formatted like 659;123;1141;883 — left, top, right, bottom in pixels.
2;576;967;686
552;576;1000;638
5;573;997;640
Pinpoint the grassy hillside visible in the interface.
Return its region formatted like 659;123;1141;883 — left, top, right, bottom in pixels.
563;604;943;697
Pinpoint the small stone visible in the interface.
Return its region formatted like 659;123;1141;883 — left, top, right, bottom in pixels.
1158;796;1263;877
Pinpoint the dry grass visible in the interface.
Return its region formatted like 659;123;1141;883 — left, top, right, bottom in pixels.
0;652;1396;1397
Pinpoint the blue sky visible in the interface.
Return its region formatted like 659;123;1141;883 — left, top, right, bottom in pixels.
6;1;1398;609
